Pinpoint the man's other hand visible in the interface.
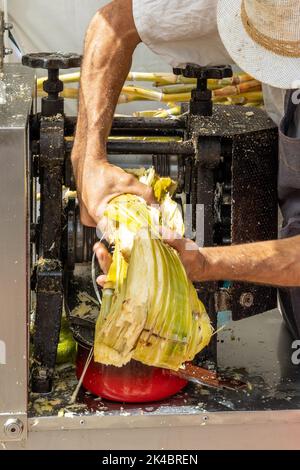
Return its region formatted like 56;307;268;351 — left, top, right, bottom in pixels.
94;231;208;287
93;241;112;287
163;232;207;282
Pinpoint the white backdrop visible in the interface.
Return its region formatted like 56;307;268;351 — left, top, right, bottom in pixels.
6;0;169;114
7;0;168;71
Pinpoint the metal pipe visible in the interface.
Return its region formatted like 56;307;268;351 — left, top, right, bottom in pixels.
110;128;184;137
2;1;8;23
65;116;186;137
112;116;185;130
0;5;13;72
106;139;194;155
65;139;194;155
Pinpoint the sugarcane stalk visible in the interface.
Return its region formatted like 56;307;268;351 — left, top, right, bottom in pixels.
238;80;261;92
118;93;145;103
154;76;197;87
154;105;181;118
158;77;256;95
160;84;197;94
37;72;80;89
123;85;164;101
213;81;261;98
123;85;190;103
160;83;231;94
235;91;263;101
215;73;254;86
37;87;80;100
227;96;248;105
213;96;230;103
127;72;176;83
133;109;162;118
244;101;264;108
38;87;144;104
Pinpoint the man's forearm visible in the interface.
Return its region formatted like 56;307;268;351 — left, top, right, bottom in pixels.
72;0;140;169
200;236;300;287
70;0;153;227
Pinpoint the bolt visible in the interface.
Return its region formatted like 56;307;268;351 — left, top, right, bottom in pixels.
38;369;48;379
4;419;24;439
4;48;13;56
43;78;64;95
240;292;254;308
4;23;13;31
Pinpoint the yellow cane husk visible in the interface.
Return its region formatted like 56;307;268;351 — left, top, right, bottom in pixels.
94;172;213;371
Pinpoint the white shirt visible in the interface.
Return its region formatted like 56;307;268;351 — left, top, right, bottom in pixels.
133;0;296;129
133;0;231;69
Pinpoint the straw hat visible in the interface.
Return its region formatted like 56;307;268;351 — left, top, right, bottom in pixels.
217;0;300;89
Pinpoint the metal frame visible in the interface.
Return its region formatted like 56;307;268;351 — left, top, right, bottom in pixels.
0;64;34;442
0;9;4;70
1;63;299;450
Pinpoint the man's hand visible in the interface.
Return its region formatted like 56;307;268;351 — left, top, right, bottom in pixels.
73;158;156;227
163;233;207;282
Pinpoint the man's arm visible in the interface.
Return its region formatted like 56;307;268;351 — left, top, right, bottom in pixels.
94;235;300;288
166;236;300;287
72;0;155;227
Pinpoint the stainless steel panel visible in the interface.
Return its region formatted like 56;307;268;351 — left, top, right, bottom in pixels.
0;64;34;442
0;11;3;71
2;410;300;449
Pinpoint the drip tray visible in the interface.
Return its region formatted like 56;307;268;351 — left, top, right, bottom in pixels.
29;309;300;418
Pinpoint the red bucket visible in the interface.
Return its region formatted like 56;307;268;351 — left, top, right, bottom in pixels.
76;344;187;403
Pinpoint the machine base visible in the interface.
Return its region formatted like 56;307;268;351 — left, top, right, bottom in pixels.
9;309;298;450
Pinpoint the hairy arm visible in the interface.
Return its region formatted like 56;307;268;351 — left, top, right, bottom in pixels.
72;0;155;227
166;236;300;287
94;235;300;288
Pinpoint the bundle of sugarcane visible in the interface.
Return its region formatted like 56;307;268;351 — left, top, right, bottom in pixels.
36;71;264;111
94;169;213;371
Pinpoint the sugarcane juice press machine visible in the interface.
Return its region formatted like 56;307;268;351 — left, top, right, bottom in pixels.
1;51;300;450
